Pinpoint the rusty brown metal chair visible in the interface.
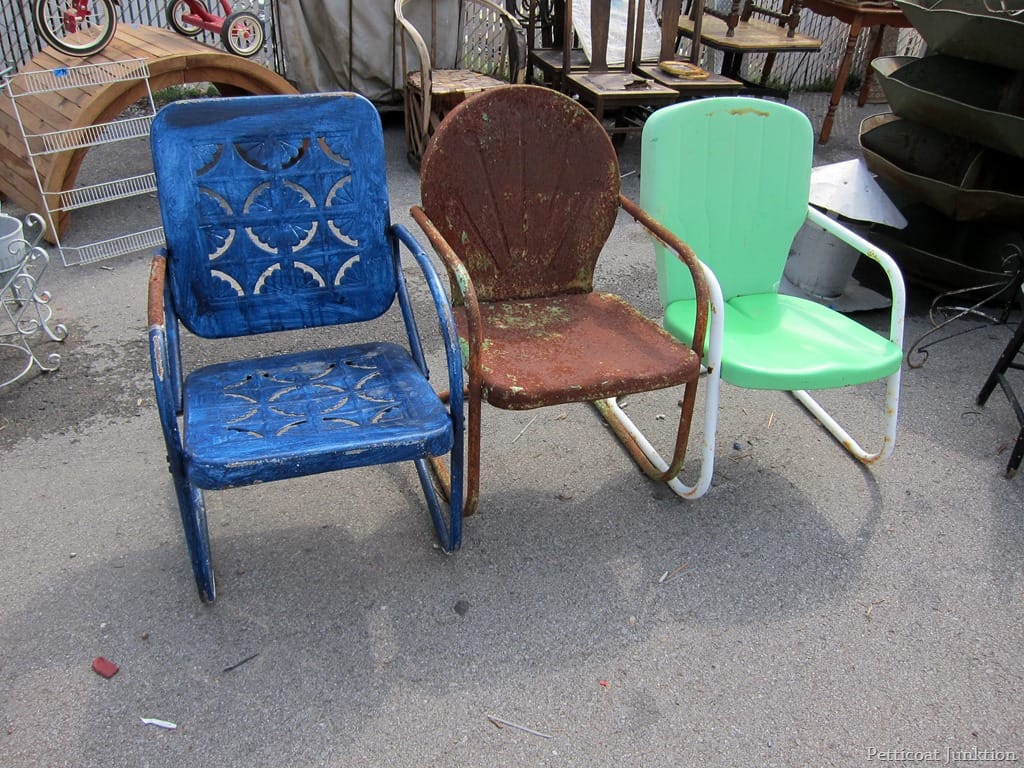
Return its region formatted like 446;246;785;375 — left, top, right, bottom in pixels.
410;84;714;515
395;0;527;164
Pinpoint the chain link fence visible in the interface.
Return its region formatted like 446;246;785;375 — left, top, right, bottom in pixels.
3;1;923;96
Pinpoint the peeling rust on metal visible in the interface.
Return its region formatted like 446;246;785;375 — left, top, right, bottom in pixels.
728;107;771;117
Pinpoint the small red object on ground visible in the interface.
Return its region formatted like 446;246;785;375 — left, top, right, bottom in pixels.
92;657;119;678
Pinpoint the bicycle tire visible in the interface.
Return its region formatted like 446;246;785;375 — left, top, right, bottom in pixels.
220;10;265;58
33;0;118;57
166;0;202;37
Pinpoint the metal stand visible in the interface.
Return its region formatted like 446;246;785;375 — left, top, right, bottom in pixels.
977;284;1024;479
3;60;162;266
0;212;67;388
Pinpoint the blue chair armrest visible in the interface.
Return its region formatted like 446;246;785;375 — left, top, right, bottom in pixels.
147;254;185;472
392;223;465;409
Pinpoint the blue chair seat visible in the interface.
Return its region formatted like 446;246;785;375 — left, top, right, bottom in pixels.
184;342;454;489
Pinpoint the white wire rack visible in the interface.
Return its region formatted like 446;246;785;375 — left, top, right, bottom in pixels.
7;59;151;95
25;115;155;156
58;226;166;267
50;173;158;213
3;58;164;267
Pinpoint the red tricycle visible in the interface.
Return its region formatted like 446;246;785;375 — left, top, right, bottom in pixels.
166;0;266;58
32;0;265;58
32;0;120;57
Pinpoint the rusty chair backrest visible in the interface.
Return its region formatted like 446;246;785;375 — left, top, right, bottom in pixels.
419;84;620;302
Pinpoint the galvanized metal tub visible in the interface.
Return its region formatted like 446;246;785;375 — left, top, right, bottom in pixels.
872;54;1024;158
866;202;1023;290
894;0;1024;71
859;112;1024;224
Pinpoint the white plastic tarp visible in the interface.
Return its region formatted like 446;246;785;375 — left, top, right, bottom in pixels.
572;0;662;66
277;0;411;105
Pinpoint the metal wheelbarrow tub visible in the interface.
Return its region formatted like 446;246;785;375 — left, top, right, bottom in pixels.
859;113;1024;225
894;0;1024;71
866;202;1024;290
872;55;1024;158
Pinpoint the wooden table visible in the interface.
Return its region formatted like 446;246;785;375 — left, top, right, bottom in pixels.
800;0;912;144
676;12;821;94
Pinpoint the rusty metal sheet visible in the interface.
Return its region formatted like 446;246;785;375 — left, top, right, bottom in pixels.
859;113;1024;225
420;85;621;303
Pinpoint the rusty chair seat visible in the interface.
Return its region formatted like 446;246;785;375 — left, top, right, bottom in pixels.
453;292;701;410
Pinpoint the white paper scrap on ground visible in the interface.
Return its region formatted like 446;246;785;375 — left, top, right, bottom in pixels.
141;717;178;730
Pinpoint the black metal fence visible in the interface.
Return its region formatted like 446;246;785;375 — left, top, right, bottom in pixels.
2;0;286;76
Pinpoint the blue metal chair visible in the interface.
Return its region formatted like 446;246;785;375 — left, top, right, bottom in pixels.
147;93;465;602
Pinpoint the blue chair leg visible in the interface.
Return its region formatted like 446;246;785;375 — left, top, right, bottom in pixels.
414;458;462;552
170;469;215;602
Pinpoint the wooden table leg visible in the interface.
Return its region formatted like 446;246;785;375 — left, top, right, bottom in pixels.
857;23;887;107
819;15;863;144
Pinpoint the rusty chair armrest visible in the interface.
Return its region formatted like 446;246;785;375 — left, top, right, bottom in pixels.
409;204;485;516
619;194;710;361
409;205;484;367
147;251;167;331
591;195;722;499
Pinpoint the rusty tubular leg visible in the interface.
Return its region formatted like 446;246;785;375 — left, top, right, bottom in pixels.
428;385;482;516
594;383;717;500
593;383;693;484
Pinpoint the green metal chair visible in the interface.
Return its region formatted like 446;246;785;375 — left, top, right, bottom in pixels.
605;96;905;491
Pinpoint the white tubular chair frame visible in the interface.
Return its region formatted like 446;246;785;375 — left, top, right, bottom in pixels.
595;259;724;499
795;204;906;464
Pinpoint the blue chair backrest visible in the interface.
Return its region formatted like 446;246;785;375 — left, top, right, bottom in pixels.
151;93;396;339
640;97;813;305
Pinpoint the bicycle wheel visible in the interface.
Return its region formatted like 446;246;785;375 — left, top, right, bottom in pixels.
166;0;202;37
33;0;118;57
220;10;265;58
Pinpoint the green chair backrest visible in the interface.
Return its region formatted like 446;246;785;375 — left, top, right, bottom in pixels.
640;97;813;305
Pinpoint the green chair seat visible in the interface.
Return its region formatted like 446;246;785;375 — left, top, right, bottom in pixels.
665;293;903;390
